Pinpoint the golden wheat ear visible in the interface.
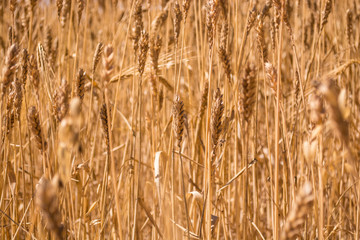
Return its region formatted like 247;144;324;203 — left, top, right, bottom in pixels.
35;176;64;239
281;182;314;240
172;94;185;148
28;105;47;152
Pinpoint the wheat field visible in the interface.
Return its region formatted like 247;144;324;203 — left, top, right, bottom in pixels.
0;0;360;239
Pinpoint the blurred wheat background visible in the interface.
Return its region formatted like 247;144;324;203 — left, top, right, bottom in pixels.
0;0;360;239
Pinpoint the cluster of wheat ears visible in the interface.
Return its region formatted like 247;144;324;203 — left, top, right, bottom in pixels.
0;0;360;239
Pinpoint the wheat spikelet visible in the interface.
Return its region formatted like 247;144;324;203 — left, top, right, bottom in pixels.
211;88;224;157
265;61;277;93
45;27;52;58
219;21;228;50
21;7;30;33
218;45;231;84
261;0;272;18
270;17;276;50
26;0;38;12
77;0;85;25
158;88;164;111
239;63;256;122
283;4;293;42
219;0;227;19
272;0;281;32
12;78;23;120
281;182;314;240
149;72;158;98
198;82;209;119
151;10;168;36
20;49;28;88
315;79;349;144
346;9;353;46
29;54;40;89
10;0;17;13
60;0;71;28
76;68;85;101
309;93;324;126
138;31;149;76
2;94;15;140
132;0;143;54
206;0;219;54
100;103;111;153
92;42;103;75
256;15;267;61
56;0;63;19
172;95;185;148
8;27;14;46
102;44;114;85
28;106;46;152
182;0;191;23
1;43;19;97
35;176;64;239
150;35;162;74
320;0;332;32
53;79;70;122
246;7;257;34
218;22;231;83
293;71;300;108
173;2;182;47
51;38;59;66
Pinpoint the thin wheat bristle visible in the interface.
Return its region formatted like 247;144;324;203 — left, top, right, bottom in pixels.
172;95;185;148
